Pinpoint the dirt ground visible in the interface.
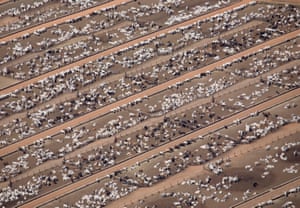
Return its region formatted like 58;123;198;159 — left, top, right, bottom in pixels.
0;0;299;207
260;0;300;5
0;75;19;89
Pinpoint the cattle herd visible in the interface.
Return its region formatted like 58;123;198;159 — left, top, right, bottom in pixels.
0;0;299;208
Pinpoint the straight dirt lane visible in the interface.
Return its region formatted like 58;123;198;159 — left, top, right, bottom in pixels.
0;0;9;4
19;88;300;208
0;28;298;157
0;0;250;95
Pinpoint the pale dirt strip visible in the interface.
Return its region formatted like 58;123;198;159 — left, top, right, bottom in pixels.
19;88;300;208
107;123;300;208
0;28;299;157
0;0;131;42
0;0;251;95
0;0;9;4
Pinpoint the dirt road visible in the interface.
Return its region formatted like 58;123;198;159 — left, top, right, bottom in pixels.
18;88;300;207
0;0;251;95
107;123;300;208
0;28;298;157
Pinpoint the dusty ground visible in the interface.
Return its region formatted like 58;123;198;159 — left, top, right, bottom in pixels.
0;76;19;89
0;0;299;207
120;104;300;208
260;0;300;5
